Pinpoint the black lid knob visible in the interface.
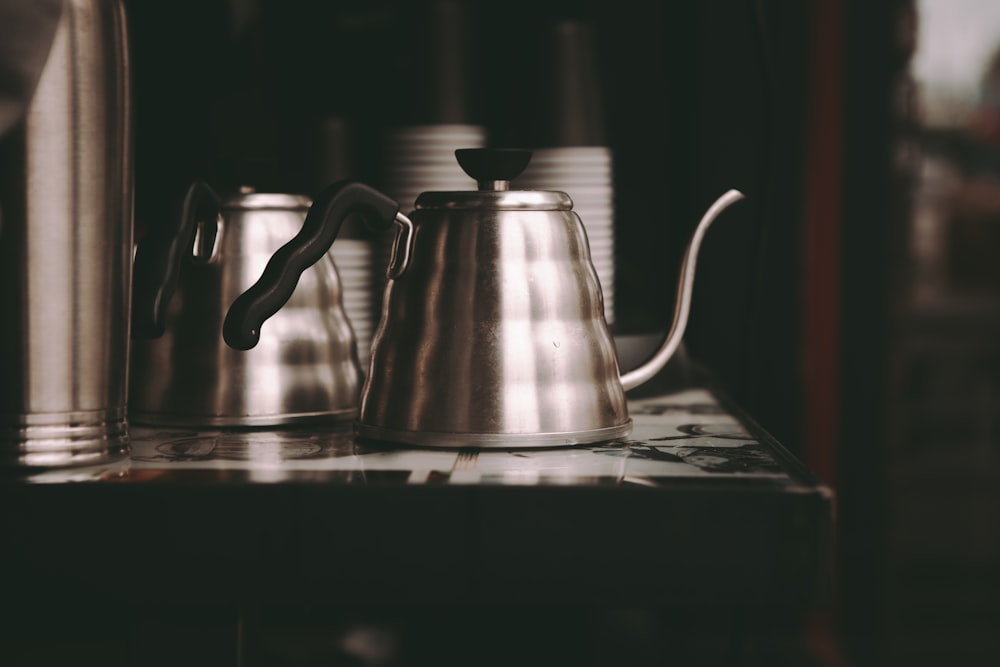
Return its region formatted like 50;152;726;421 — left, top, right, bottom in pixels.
455;148;532;188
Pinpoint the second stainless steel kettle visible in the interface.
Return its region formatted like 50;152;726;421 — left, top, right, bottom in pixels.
130;182;363;426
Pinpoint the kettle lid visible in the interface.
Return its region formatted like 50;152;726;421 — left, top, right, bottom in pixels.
414;148;574;211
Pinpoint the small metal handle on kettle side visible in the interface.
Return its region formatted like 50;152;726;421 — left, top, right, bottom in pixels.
223;180;402;351
386;213;414;280
131;180;221;339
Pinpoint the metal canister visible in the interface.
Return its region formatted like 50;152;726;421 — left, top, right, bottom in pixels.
0;0;132;467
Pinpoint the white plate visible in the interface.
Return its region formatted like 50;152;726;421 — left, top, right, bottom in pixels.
530;146;611;159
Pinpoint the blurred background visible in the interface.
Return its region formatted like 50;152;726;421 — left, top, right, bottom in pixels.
8;0;998;664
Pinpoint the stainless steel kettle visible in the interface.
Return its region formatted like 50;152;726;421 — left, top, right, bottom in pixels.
130;182;363;426
0;0;132;467
224;149;743;447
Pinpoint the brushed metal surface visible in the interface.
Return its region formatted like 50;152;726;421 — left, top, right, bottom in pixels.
358;195;631;444
129;192;363;426
0;0;132;467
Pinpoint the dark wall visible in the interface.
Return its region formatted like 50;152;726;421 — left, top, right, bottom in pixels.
837;1;897;663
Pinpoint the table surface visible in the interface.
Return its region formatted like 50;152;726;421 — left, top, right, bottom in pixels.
0;387;834;609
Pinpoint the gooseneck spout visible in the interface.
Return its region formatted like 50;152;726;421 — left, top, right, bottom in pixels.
619;189;746;392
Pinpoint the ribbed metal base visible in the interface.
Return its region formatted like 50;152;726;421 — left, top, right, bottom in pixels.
355;420;633;448
0;410;130;468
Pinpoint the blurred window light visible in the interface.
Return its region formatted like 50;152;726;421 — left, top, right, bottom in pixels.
913;0;1000;127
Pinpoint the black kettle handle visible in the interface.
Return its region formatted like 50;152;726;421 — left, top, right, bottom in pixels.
223;181;400;351
131;180;221;339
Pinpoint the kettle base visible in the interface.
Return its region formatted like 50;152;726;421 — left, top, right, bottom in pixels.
354;421;633;449
130;407;358;428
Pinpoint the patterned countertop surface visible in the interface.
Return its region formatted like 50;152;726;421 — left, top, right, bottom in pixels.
21;389;820;489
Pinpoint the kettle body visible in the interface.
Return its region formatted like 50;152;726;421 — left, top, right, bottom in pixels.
130;187;363;427
0;0;132;467
359;188;629;446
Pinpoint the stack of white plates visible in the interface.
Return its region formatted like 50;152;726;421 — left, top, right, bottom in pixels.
517;146;616;324
328;239;376;366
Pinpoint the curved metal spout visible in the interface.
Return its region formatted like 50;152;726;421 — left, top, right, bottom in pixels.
619;189;746;392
